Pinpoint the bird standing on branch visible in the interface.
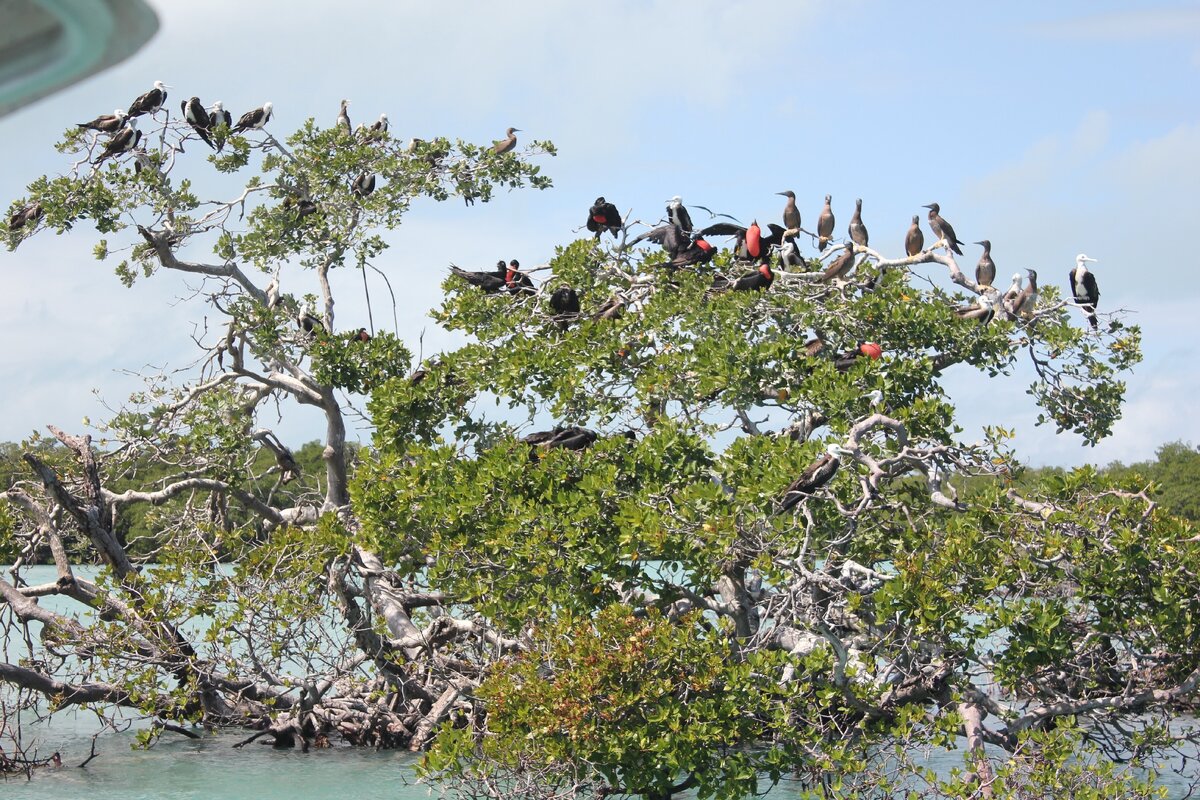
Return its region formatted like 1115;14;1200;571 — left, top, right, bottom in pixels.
77;109;128;133
817;194;835;251
128;80;168;117
779;443;850;511
586;197;623;239
336;99;351;133
711;263;774;292
905;215;924;256
923;203;964;255
848;198;869;247
181;96;215;149
450;261;509;293
974;240;996;288
820;242;856;282
1068;254;1100;329
233;102;273;133
492;127;520;154
666;196;693;232
778;190;802;231
95;119;141;164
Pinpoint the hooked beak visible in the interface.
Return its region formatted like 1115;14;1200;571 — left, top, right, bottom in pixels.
921;204;934;209
1083;256;1097;263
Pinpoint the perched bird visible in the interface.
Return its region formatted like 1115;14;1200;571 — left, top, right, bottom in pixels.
820;242;856;282
506;259;535;294
778;236;803;268
593;295;626;320
923;203;964;255
835;341;883;371
297;310;325;335
492;127;520;154
1068;254;1100;329
450;261;508;293
8;202;43;232
233;102;273;133
712;263;774;292
290;198;318;221
351;172;376;197
779;443;849;511
905;215;924;257
670;236;717;269
265;276;281;309
698;220;788;263
95;119;141;164
666;196;693;232
974;240;996;288
955;293;996;325
336;99;351;133
549;286;580;328
77;108;128;133
127;80;168;117
817;194;835;251
629;223;688;257
777;190;802;231
586;197;623;239
848;198;869;247
209;101;233;129
522;426;598;458
356;328;371;342
1002;272;1023;313
1012;269;1039;318
180;96;214;149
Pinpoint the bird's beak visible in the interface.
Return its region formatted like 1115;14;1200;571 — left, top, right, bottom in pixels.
973;241;985;245
776;192;787;196
921;204;934;209
1084;257;1097;263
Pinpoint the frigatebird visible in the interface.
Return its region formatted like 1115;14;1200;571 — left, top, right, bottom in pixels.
95;119;141;164
848;198;869;247
8;202;42;232
181;96;214;149
450;260;508;293
77;109;127;133
492;127;520;154
820;242;856;282
835;341;883;371
506;259;535;294
549;286;580;328
629;223;688;257
779;443;850;511
698;220;787;263
233;102;273;133
336;99;351;133
586;197;623;239
370;113;389;134
128;81;168;117
923;203;965;255
778;190;802;231
522;426;598;459
817;194;835;251
671;236;716;269
209;101;233;129
297;310;325;335
712;263;774;292
351;172;376;197
905;215;924;256
666;196;693;232
356;328;371;342
974;240;996;288
1068;254;1100;329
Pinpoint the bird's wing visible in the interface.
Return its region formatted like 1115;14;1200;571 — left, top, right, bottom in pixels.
699;222;747;237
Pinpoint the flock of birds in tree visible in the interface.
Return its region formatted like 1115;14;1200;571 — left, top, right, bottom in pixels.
8;81;1108;510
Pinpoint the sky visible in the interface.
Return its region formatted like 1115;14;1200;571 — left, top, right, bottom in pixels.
1;0;1198;467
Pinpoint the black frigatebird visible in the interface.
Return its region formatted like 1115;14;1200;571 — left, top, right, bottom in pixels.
586;197;623;239
778;443;851;511
95;119;141;164
450;260;508;293
1069;254;1100;329
506;259;535;294
698;220;787;263
712;263;774;292
128;81;169;117
233;102;273;133
77;109;128;133
180;96;214;149
666;196;693;232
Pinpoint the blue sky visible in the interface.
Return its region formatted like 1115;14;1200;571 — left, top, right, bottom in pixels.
2;1;1198;466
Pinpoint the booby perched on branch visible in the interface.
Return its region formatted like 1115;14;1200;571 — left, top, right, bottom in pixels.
777;190;801;231
820;242;856;282
127;81;168;117
817;194;835;251
923;203;964;255
1068;254;1100;329
779;443;850;511
1002;273;1023;314
233;102;273;133
77;109;127;133
905;215;924;256
492;127;520;154
666;196;693;232
1012;269;1039;318
974;240;996;288
8;202;43;232
336;99;351;133
848;198;869;247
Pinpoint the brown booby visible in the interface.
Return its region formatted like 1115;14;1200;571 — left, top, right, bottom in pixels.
450;260;508;293
666;196;693;232
974;240;996;287
77;109;128;133
233;102;273;133
923;203;964;255
779;443;849;511
492;127;520;154
1068;254;1099;329
95;119;141;164
819;242;856;282
127;81;168;117
586;197;623;239
181;96;215;149
1012;269;1038;318
817;194;835;251
905;215;924;256
336;100;351;133
955;293;996;325
848;198;869;247
777;190;802;231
